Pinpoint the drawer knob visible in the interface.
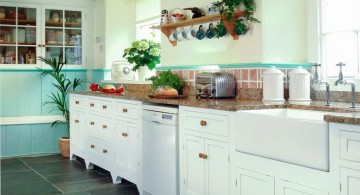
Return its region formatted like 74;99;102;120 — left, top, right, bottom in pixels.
90;103;95;107
199;153;208;159
75;101;79;104
102;105;107;109
90;121;95;125
122;132;128;137
102;125;107;129
122;108;128;113
90;144;95;148
103;149;108;154
74;120;79;123
200;120;207;126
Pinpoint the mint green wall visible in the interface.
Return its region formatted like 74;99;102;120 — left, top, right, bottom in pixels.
0;69;86;158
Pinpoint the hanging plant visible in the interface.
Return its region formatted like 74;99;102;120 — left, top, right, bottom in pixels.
213;0;260;35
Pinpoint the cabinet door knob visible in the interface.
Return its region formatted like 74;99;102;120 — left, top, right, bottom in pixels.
122;132;128;137
102;105;107;109
200;120;207;126
90;121;95;125
75;101;79;104
90;144;95;148
38;44;42;47
74;120;79;123
102;125;107;129
42;44;46;47
103;149;107;154
122;108;128;113
90;103;95;107
199;153;208;159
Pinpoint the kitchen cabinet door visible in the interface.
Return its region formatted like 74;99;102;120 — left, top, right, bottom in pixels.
236;168;274;195
205;139;230;195
70;110;86;151
277;179;328;195
115;121;139;175
0;3;40;66
183;135;206;195
341;168;360;195
42;6;84;66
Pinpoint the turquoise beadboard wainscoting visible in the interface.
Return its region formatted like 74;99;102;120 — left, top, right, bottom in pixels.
0;69;87;158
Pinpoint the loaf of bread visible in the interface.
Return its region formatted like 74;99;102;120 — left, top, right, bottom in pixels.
154;86;178;96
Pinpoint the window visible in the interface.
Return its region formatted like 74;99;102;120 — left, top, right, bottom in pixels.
321;0;360;78
136;19;161;42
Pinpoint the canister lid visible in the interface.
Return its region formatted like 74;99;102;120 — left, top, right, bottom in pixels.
262;66;284;76
288;66;310;76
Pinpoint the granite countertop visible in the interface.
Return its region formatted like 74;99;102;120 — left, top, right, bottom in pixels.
71;91;360;125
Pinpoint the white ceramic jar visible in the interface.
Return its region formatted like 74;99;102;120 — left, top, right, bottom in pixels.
288;66;311;102
262;66;285;102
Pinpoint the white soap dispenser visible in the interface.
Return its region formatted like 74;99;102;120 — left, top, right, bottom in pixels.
262;66;285;103
288;66;311;102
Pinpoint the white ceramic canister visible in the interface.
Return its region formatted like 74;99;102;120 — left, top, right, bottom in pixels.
262;66;285;102
288;66;311;102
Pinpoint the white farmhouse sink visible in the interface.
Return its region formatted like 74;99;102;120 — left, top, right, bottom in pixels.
236;109;329;171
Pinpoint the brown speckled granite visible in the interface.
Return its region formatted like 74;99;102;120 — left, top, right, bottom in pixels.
311;88;360;103
324;113;360;125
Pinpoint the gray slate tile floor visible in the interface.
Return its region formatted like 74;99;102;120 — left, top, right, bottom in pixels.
1;154;139;195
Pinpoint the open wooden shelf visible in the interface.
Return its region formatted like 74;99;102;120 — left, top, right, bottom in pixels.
151;11;246;46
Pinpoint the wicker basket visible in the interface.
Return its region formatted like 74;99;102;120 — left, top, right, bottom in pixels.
171;8;185;23
59;137;70;158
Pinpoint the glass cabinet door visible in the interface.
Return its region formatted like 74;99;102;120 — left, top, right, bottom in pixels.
44;8;83;65
0;5;38;65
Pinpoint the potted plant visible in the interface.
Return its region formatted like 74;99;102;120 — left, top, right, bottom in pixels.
123;39;161;81
38;56;84;158
213;0;260;35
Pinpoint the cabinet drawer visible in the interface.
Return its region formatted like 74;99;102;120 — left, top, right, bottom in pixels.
87;115;115;141
340;130;360;163
114;102;139;119
183;110;229;137
87;99;113;115
88;137;112;160
70;96;87;109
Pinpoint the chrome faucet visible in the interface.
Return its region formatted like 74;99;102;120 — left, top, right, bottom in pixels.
312;63;331;106
334;62;357;108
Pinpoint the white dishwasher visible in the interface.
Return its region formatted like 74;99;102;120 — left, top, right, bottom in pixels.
142;104;179;195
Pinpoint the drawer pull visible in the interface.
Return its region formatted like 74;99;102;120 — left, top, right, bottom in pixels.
122;132;128;137
199;153;208;159
122;108;128;113
102;105;107;109
74;120;79;123
90;103;95;107
200;120;207;126
75;101;79;104
102;125;107;129
90;144;95;149
90;121;95;125
103;149;108;154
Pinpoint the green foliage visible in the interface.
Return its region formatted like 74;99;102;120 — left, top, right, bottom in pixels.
213;0;260;35
38;56;85;135
146;70;184;94
122;39;161;71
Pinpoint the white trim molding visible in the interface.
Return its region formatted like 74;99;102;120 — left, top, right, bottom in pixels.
0;115;66;126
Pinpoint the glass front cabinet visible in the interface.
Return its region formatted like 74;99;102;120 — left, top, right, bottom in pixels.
0;3;85;67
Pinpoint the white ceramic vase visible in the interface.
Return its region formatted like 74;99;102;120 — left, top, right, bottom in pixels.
137;66;155;81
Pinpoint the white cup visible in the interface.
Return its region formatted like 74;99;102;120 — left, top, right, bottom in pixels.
176;28;186;41
186;26;197;40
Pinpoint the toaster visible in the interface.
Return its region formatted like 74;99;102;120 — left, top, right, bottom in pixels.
195;72;236;98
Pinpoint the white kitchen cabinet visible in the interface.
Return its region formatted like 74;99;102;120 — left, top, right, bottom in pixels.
183;134;230;195
277;180;328;195
330;123;360;195
115;120;139;176
180;106;233;195
70;110;86;152
0;1;89;67
236;168;274;195
341;168;360;195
